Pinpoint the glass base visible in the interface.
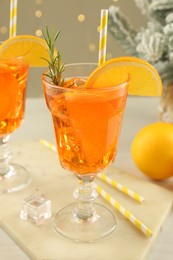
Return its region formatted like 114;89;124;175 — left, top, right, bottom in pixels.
52;202;118;242
0;163;31;193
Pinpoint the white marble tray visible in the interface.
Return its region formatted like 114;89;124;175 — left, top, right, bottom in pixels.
0;141;172;260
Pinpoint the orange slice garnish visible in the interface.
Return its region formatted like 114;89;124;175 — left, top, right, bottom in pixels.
0;35;49;67
85;56;162;96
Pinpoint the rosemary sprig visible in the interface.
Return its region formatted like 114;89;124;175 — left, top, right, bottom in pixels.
42;27;65;86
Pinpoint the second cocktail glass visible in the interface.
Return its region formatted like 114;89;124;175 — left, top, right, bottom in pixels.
0;56;30;193
42;63;128;242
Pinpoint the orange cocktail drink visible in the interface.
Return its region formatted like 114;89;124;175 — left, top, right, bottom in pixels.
42;63;128;241
42;63;128;177
0;56;29;194
0;57;28;136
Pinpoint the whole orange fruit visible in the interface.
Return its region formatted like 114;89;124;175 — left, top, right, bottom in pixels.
131;122;173;180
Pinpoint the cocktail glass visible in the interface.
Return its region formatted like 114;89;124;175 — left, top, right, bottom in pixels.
0;56;30;193
42;63;128;242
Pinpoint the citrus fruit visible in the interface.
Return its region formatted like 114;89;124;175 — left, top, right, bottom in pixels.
85;56;162;96
0;35;49;67
131;122;173;180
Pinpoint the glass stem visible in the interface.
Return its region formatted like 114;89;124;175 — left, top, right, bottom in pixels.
73;175;99;223
0;135;12;177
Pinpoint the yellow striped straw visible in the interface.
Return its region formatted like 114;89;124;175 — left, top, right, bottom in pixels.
97;173;144;203
9;0;18;38
95;184;152;238
98;9;108;66
40;139;144;203
40;139;57;152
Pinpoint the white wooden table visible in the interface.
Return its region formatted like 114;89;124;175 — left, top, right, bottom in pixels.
0;97;173;260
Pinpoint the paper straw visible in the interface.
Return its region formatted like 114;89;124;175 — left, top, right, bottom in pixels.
40;139;144;203
40;139;57;152
95;184;152;237
98;9;108;66
9;0;18;38
97;173;144;203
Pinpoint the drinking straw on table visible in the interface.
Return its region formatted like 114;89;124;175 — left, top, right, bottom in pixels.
98;9;108;66
40;139;144;203
97;173;144;204
9;0;18;38
95;184;152;238
40;139;57;152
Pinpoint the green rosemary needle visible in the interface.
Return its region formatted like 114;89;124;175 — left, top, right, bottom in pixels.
42;27;65;86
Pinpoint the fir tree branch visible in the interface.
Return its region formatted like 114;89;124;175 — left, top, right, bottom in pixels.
108;6;138;56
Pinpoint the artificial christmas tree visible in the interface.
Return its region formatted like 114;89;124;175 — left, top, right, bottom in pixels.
108;0;173;122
